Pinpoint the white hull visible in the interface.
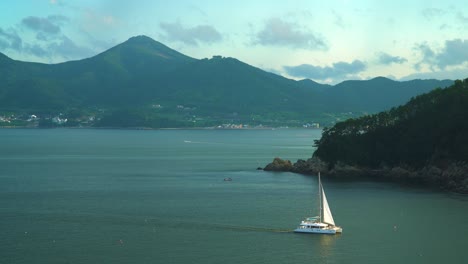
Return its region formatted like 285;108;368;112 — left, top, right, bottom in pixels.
294;228;336;234
294;225;342;234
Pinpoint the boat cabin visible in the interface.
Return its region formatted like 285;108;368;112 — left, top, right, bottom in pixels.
298;221;328;229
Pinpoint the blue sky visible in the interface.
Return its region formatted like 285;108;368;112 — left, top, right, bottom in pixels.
0;0;467;84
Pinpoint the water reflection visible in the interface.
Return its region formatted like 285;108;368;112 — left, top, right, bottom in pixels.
297;233;341;261
317;234;340;261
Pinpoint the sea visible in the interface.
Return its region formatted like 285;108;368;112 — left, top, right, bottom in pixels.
0;128;467;264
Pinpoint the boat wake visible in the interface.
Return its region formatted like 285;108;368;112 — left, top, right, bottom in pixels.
147;217;292;233
209;223;293;233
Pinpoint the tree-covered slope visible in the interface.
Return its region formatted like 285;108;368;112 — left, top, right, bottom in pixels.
159;56;321;115
312;79;468;192
0;36;197;109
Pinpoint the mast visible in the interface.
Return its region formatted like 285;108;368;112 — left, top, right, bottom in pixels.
318;172;322;222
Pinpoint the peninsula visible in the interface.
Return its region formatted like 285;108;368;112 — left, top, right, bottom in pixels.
265;79;468;194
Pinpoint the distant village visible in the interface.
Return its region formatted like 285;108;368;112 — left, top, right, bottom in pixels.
0;112;321;129
215;122;319;129
0;113;96;127
0;103;324;129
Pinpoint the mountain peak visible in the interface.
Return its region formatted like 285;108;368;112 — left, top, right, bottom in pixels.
369;76;395;83
98;35;195;63
126;35;158;44
120;35;171;51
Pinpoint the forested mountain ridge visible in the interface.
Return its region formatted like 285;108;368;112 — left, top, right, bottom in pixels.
311;79;468;193
0;36;196;110
0;35;454;127
319;77;454;112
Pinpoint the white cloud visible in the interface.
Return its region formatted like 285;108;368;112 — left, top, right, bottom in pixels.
377;52;407;65
0;14;95;62
400;67;467;81
284;60;366;81
159;21;222;46
253;17;327;50
415;39;468;70
421;8;446;21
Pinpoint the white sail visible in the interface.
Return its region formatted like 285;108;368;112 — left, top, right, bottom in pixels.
321;187;335;226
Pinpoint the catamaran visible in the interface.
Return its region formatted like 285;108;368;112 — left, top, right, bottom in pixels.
294;172;342;234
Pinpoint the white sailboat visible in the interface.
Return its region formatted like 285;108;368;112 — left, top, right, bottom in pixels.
294;172;342;234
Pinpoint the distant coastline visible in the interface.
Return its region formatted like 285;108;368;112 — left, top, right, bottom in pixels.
0;125;321;130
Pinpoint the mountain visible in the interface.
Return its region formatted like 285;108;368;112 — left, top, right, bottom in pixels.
0;35;455;127
0;36;194;109
313;77;454;113
297;79;331;92
158;56;322;115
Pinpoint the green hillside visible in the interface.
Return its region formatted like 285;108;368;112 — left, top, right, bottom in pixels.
0;35;454;128
313;79;468;192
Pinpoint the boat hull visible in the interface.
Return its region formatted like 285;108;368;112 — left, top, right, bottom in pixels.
294;226;343;235
294;228;336;234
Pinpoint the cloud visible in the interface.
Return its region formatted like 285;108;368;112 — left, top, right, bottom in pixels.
20;36;94;61
253;17;327;50
0;13;97;63
21;15;69;42
0;26;93;62
414;43;436;71
0;27;22;51
47;36;95;60
22;16;61;34
377;52;407;65
436;39;468;68
457;12;468;25
48;15;69;24
400;67;467;81
159;21;222;46
415;39;468;70
284;60;366;80
25;43;48;57
421;8;446;21
332;10;345;28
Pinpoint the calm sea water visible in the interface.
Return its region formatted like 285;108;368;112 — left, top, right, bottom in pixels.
0;128;467;264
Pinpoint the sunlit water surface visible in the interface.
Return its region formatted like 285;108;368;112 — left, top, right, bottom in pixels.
0;129;466;264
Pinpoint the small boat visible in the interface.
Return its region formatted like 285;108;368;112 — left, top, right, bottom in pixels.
294;172;342;234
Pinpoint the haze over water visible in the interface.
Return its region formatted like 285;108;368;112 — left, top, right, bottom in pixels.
1;129;466;264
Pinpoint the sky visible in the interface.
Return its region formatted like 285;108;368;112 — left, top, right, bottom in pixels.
0;0;467;84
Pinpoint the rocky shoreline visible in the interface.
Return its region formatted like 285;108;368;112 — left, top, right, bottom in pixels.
264;157;468;194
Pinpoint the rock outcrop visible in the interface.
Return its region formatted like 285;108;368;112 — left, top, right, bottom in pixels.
291;157;328;175
263;157;293;172
263;157;468;194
